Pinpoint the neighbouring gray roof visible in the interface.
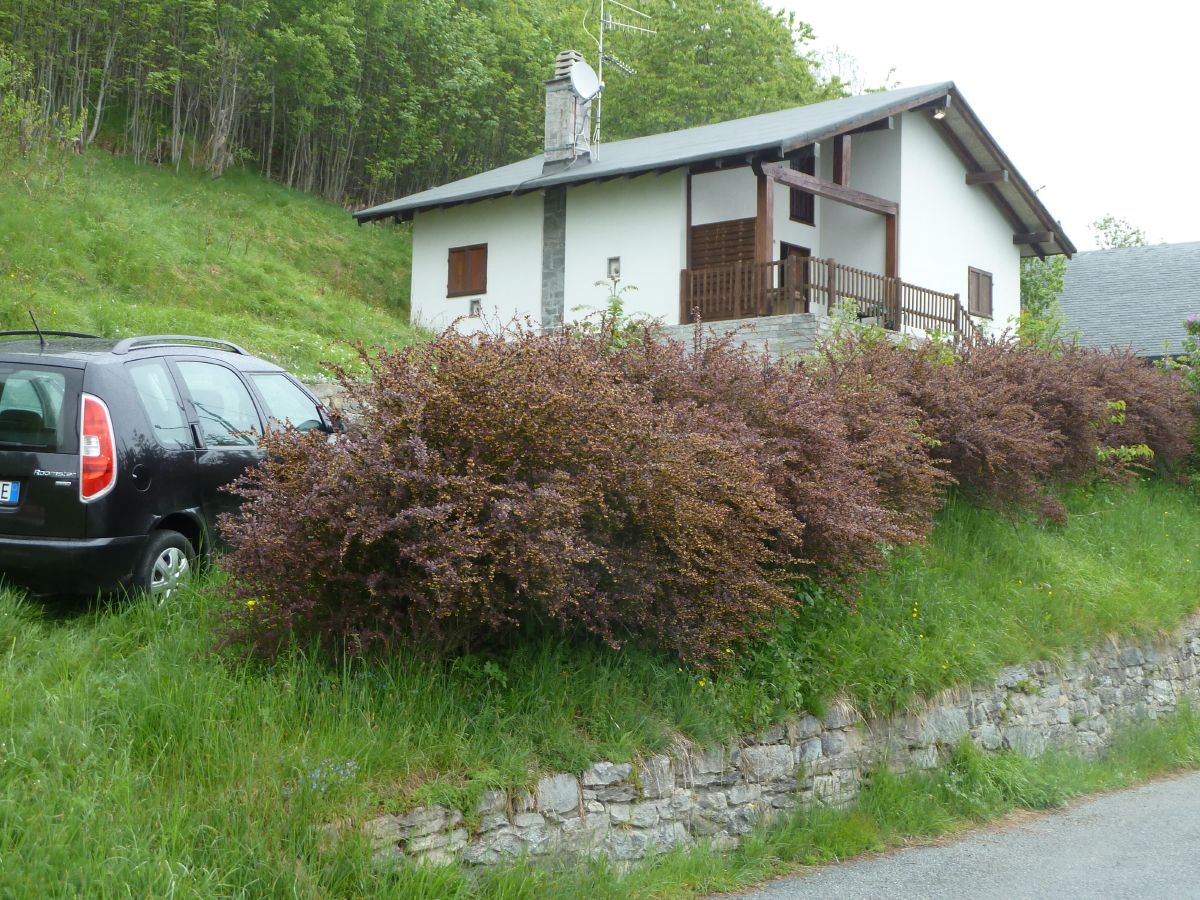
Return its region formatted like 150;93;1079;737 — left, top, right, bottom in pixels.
354;82;1073;257
1058;242;1200;357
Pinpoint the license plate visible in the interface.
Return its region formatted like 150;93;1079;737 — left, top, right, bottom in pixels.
0;481;19;505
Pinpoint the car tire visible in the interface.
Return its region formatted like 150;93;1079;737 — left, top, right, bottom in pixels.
133;530;196;603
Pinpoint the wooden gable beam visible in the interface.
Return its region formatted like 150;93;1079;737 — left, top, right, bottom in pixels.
966;170;1009;185
757;161;897;217
847;116;894;135
932;119;1028;234
1013;231;1055;245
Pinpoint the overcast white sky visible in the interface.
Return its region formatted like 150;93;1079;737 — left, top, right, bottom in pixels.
773;1;1198;250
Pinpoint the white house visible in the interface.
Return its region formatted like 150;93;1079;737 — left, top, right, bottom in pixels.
355;51;1074;345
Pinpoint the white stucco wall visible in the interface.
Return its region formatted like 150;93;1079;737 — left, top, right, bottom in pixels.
563;171;687;323
820;129;900;275
410;193;544;332
774;180;821;259
691;167;756;226
898;111;1021;331
689;166;822;261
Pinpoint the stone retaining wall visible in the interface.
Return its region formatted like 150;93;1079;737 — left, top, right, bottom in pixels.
303;380;345;409
357;618;1200;867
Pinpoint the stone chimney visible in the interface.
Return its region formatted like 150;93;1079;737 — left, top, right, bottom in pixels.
543;50;593;171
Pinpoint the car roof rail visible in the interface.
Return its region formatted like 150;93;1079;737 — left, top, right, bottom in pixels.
0;330;103;340
112;335;249;356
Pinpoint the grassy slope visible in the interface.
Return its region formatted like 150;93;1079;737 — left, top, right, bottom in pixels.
0;480;1197;895
0;151;415;378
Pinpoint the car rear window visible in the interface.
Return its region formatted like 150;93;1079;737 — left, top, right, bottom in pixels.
0;364;75;452
127;359;194;450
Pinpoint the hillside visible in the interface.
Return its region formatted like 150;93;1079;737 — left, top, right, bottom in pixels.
0;151;415;378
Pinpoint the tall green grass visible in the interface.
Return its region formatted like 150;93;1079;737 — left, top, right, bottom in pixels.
0;152;415;378
747;478;1200;716
0;480;1196;895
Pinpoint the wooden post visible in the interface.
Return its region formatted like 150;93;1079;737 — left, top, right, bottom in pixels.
733;260;743;319
888;278;902;332
833;134;851;186
755;172;774;266
785;255;796;314
884;213;898;279
679;269;689;324
828;258;839;312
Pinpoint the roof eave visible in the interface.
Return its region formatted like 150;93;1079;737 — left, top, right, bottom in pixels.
353;82;1076;258
353;84;958;222
943;86;1075;258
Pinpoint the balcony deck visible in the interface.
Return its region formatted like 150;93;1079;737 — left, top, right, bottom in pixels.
679;256;980;339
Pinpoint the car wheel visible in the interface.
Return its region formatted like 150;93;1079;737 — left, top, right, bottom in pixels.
134;530;196;603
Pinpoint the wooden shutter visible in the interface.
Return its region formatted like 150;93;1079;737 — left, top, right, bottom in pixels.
968;267;993;318
447;244;487;297
466;245;487;293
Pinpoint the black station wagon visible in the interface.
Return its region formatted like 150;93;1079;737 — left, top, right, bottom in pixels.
0;332;337;599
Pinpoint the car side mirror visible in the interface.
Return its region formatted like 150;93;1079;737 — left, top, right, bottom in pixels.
318;405;345;434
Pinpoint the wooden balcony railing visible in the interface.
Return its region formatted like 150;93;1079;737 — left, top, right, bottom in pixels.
680;256;980;340
678;257;809;321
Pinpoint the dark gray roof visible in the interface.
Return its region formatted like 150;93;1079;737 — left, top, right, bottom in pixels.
1058;242;1200;357
354;82;1073;256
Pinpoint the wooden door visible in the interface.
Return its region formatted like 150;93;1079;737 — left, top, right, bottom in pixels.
780;243;811;313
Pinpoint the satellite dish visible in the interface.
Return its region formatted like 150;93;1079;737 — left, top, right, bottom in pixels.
569;60;602;101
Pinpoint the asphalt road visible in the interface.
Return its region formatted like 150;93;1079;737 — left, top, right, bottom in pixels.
727;771;1200;900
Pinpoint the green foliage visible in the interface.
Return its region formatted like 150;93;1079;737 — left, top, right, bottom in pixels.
597;0;843;139
570;278;658;351
1155;316;1200;485
1017;255;1069;348
0;149;414;377
1;0;840;204
740;482;1200;715
0;45;88;191
1090;214;1149;249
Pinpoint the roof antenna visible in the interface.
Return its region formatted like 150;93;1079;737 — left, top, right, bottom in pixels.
28;309;46;350
591;0;655;157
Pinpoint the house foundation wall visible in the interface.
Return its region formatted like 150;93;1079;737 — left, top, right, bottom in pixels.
660;313;831;358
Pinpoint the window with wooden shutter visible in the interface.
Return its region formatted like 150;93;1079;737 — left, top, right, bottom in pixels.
447;244;488;297
968;267;993;318
789;155;815;225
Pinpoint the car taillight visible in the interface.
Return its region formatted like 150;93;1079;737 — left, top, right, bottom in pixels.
80;393;117;501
